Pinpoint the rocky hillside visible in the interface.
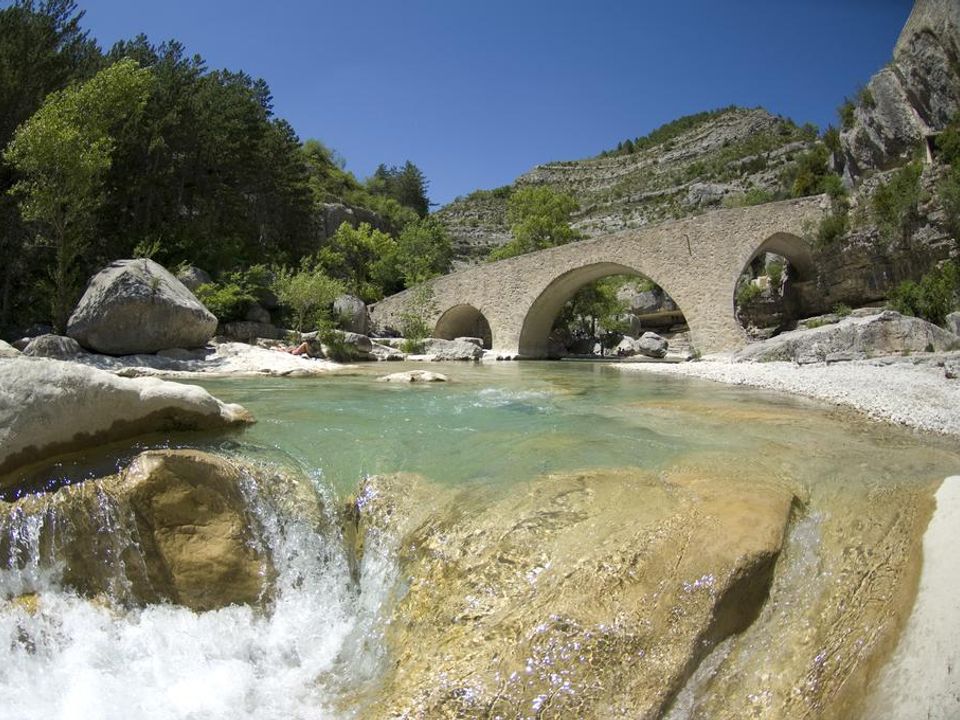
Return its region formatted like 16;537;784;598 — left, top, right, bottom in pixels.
438;107;820;265
841;0;960;177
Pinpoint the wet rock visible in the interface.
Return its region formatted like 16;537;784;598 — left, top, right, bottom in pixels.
737;311;960;363
637;330;669;358
0;450;324;611
423;337;483;361
377;370;448;383
67;259;218;355
352;468;794;719
22;334;84;359
333;294;369;335
0;358;252;484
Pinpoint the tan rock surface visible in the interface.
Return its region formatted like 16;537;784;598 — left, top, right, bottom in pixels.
351;468;795;719
0;450;323;611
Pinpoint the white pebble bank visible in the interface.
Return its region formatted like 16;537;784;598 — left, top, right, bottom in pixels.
617;358;960;437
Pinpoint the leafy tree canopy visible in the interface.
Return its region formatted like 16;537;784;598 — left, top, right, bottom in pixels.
489;185;581;261
4;58;152;330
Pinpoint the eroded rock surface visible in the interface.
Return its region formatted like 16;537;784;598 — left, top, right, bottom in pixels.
0;358;252;484
841;0;960;175
349;469;794;719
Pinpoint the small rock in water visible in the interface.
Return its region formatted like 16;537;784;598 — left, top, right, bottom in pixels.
377;370;448;383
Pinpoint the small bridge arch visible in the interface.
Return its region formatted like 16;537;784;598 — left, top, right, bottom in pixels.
434;304;493;348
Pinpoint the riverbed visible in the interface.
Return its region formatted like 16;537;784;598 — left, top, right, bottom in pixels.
1;362;958;719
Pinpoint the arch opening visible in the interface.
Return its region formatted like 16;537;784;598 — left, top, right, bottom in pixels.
434;304;493;349
519;262;690;359
734;232;816;340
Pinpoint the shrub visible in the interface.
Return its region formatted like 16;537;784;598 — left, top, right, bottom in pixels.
940;165;960;239
888;261;960;325
838;100;856;130
833;303;852;317
272;264;344;334
736;282;762;305
723;188;775;208
766;260;784;287
194;282;256;323
815;209;849;247
872;162;922;241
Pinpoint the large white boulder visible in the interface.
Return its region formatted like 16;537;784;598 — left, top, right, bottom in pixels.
0;358;252;483
67;258;218;355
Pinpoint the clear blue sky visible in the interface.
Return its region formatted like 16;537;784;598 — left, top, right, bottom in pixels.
68;0;911;207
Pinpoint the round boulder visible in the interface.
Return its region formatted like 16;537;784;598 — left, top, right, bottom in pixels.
67;259;218;355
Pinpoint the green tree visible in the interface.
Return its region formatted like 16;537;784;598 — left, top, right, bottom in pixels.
0;0;100;331
4;58;152;330
554;277;629;348
317;221;399;302
367;161;430;218
98;37;315;274
872;162;923;242
395;216;453;284
272;263;344;334
489;185;581;261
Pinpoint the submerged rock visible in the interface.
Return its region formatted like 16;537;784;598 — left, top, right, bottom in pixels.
349;468;794;718
67;258;218;355
377;370;448;383
344;460;934;719
0;358;252;485
0;450;324;611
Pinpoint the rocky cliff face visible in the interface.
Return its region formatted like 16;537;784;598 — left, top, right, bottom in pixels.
438;107;817;265
841;0;960;177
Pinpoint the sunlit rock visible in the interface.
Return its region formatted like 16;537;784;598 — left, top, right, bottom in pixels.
67;258;218;355
348;468;794;718
0;450;326;612
0;358;252;486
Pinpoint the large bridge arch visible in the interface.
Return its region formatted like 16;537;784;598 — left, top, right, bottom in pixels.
517;262;686;357
370;198;825;357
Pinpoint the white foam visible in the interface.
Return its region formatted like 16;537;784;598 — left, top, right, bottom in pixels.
0;471;397;720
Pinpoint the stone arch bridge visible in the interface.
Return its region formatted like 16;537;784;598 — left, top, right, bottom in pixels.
371;198;826;357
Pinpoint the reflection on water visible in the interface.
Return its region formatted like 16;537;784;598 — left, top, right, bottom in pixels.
1;361;958;719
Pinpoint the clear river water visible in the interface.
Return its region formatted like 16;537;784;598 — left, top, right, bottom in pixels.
1;362;958;719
